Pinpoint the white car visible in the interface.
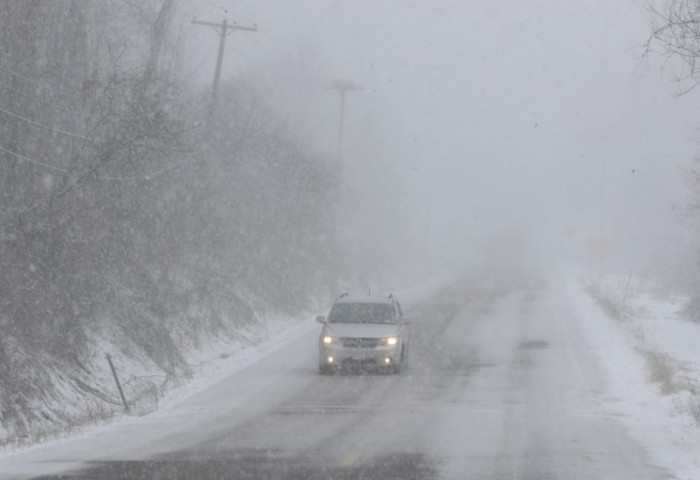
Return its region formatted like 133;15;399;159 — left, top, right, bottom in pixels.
317;293;410;374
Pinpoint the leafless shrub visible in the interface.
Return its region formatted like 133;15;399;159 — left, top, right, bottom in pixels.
585;283;628;322
680;295;700;323
638;348;678;395
689;395;700;425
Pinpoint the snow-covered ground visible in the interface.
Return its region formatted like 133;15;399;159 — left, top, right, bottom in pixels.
0;311;315;453
3;265;699;479
566;268;700;480
0;269;464;474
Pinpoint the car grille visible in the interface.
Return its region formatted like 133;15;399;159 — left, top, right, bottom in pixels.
340;337;381;348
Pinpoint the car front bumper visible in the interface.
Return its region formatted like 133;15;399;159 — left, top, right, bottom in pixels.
319;344;400;367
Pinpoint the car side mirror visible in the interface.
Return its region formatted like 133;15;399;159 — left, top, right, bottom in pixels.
316;315;327;324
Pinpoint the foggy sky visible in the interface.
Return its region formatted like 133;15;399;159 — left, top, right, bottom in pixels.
180;0;700;281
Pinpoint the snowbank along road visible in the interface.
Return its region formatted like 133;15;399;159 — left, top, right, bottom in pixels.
1;275;673;479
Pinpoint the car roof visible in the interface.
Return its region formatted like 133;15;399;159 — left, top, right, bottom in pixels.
334;294;395;305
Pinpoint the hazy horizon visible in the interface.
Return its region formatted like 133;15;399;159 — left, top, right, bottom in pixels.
181;0;700;284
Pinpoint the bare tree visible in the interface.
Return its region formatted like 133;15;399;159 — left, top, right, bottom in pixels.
646;0;700;94
645;1;700;310
0;0;337;444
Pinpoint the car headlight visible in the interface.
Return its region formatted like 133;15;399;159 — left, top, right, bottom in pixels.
323;335;335;345
382;337;398;346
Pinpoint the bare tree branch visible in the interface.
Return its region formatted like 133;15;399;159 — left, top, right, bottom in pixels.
646;0;700;93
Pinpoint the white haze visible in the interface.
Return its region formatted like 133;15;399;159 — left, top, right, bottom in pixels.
182;0;700;285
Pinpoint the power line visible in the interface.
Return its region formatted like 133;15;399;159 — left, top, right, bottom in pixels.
6;69;81;99
255;29;304;61
0;79;30;98
0;144;68;173
247;35;276;59
97;156;195;182
0;142;197;182
0;106;90;141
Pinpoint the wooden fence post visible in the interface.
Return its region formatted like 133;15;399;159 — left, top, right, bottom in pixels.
106;354;130;412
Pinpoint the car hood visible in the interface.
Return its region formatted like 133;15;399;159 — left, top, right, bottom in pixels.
324;323;400;338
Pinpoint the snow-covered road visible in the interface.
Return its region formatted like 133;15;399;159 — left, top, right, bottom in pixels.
1;276;673;479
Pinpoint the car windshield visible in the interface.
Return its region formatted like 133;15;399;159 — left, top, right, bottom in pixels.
329;303;395;324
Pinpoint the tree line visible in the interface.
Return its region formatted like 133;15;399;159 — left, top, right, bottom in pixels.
0;0;336;427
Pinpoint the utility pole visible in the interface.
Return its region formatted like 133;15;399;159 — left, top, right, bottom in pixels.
327;79;363;165
326;79;362;294
192;18;258;101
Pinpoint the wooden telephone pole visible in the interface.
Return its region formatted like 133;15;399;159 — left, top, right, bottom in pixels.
325;80;362;293
192;18;258;101
327;79;363;165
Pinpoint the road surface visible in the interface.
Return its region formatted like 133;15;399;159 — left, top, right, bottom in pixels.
2;275;672;479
